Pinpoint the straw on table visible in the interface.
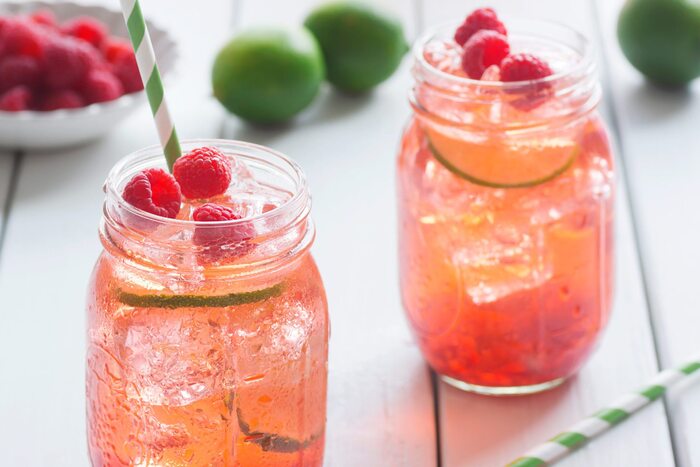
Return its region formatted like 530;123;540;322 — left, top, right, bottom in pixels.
119;0;181;170
507;355;700;467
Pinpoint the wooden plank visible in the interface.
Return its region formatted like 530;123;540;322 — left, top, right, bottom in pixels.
227;1;437;466
594;0;700;465
0;1;234;465
419;1;676;466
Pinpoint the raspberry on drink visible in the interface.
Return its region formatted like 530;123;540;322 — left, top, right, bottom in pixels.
454;7;507;46
122;168;182;219
173;147;233;199
500;53;554;82
192;203;255;262
460;29;510;79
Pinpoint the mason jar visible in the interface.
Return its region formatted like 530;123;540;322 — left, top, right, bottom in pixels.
397;21;614;395
87;140;328;465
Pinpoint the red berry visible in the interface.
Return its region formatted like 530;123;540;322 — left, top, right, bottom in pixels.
173;147;232;199
30;10;57;29
0;85;32;111
82;69;124;104
102;38;133;64
500;53;553;82
112;51;143;93
461;30;510;79
39;89;84;111
122;168;182;219
0;18;45;58
455;8;507;46
42;37;102;89
192;203;255;262
62;16;107;49
0;55;41;92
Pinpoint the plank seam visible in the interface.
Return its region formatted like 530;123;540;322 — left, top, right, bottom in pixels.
430;369;443;467
0;152;23;266
588;1;680;465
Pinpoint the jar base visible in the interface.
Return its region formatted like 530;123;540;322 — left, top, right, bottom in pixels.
439;374;567;396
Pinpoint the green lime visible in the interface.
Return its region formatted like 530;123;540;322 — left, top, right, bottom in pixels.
116;283;284;309
618;0;700;86
212;27;324;124
304;2;408;92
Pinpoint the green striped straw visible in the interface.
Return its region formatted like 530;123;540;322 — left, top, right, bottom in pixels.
508;355;700;467
119;0;181;170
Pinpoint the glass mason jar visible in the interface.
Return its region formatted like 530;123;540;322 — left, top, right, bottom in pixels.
86;140;328;465
397;21;614;395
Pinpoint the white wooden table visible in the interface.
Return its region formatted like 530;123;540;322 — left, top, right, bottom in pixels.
0;0;698;465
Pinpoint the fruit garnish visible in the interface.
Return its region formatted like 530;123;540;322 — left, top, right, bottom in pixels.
62;16;107;49
426;126;578;188
500;53;553;82
237;407;321;453
122;168;182;218
193;203;256;263
461;29;510;79
454;7;507;46
116;282;284;309
500;53;554;110
173;147;232;199
304;2;408;92
0;86;32;111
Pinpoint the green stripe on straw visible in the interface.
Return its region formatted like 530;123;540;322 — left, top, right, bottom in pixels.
119;0;182;171
507;354;700;466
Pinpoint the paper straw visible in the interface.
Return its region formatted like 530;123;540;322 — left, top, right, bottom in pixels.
119;0;181;170
507;355;700;467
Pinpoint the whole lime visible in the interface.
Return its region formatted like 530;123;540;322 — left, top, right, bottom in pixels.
618;0;700;86
212;27;325;124
304;2;408;92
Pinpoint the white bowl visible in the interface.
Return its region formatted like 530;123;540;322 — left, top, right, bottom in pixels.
0;1;178;150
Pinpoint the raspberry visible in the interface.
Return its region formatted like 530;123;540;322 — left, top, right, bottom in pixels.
122;168;182;219
112;51;143;93
454;8;507;46
42;37;102;89
102;38;133;64
0;18;45;58
192;203;255;262
461;30;510;79
500;54;554;110
82;69;124;104
62;16;107;49
30;10;57;29
0;86;32;111
500;53;553;82
0;55;41;92
39;89;84;111
173;147;232;199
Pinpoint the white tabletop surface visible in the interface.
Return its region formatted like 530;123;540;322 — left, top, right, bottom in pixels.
0;0;698;466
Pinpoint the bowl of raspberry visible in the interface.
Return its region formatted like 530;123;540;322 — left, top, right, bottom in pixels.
0;2;177;150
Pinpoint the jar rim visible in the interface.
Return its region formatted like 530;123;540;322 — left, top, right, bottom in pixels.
413;18;595;90
105;138;310;228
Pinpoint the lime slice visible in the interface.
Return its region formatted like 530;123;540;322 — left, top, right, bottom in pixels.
427;127;578;189
237;407;320;453
116;283;284;309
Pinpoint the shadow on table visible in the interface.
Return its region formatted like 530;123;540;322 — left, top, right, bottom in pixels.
222;86;374;145
621;81;697;125
439;376;574;465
